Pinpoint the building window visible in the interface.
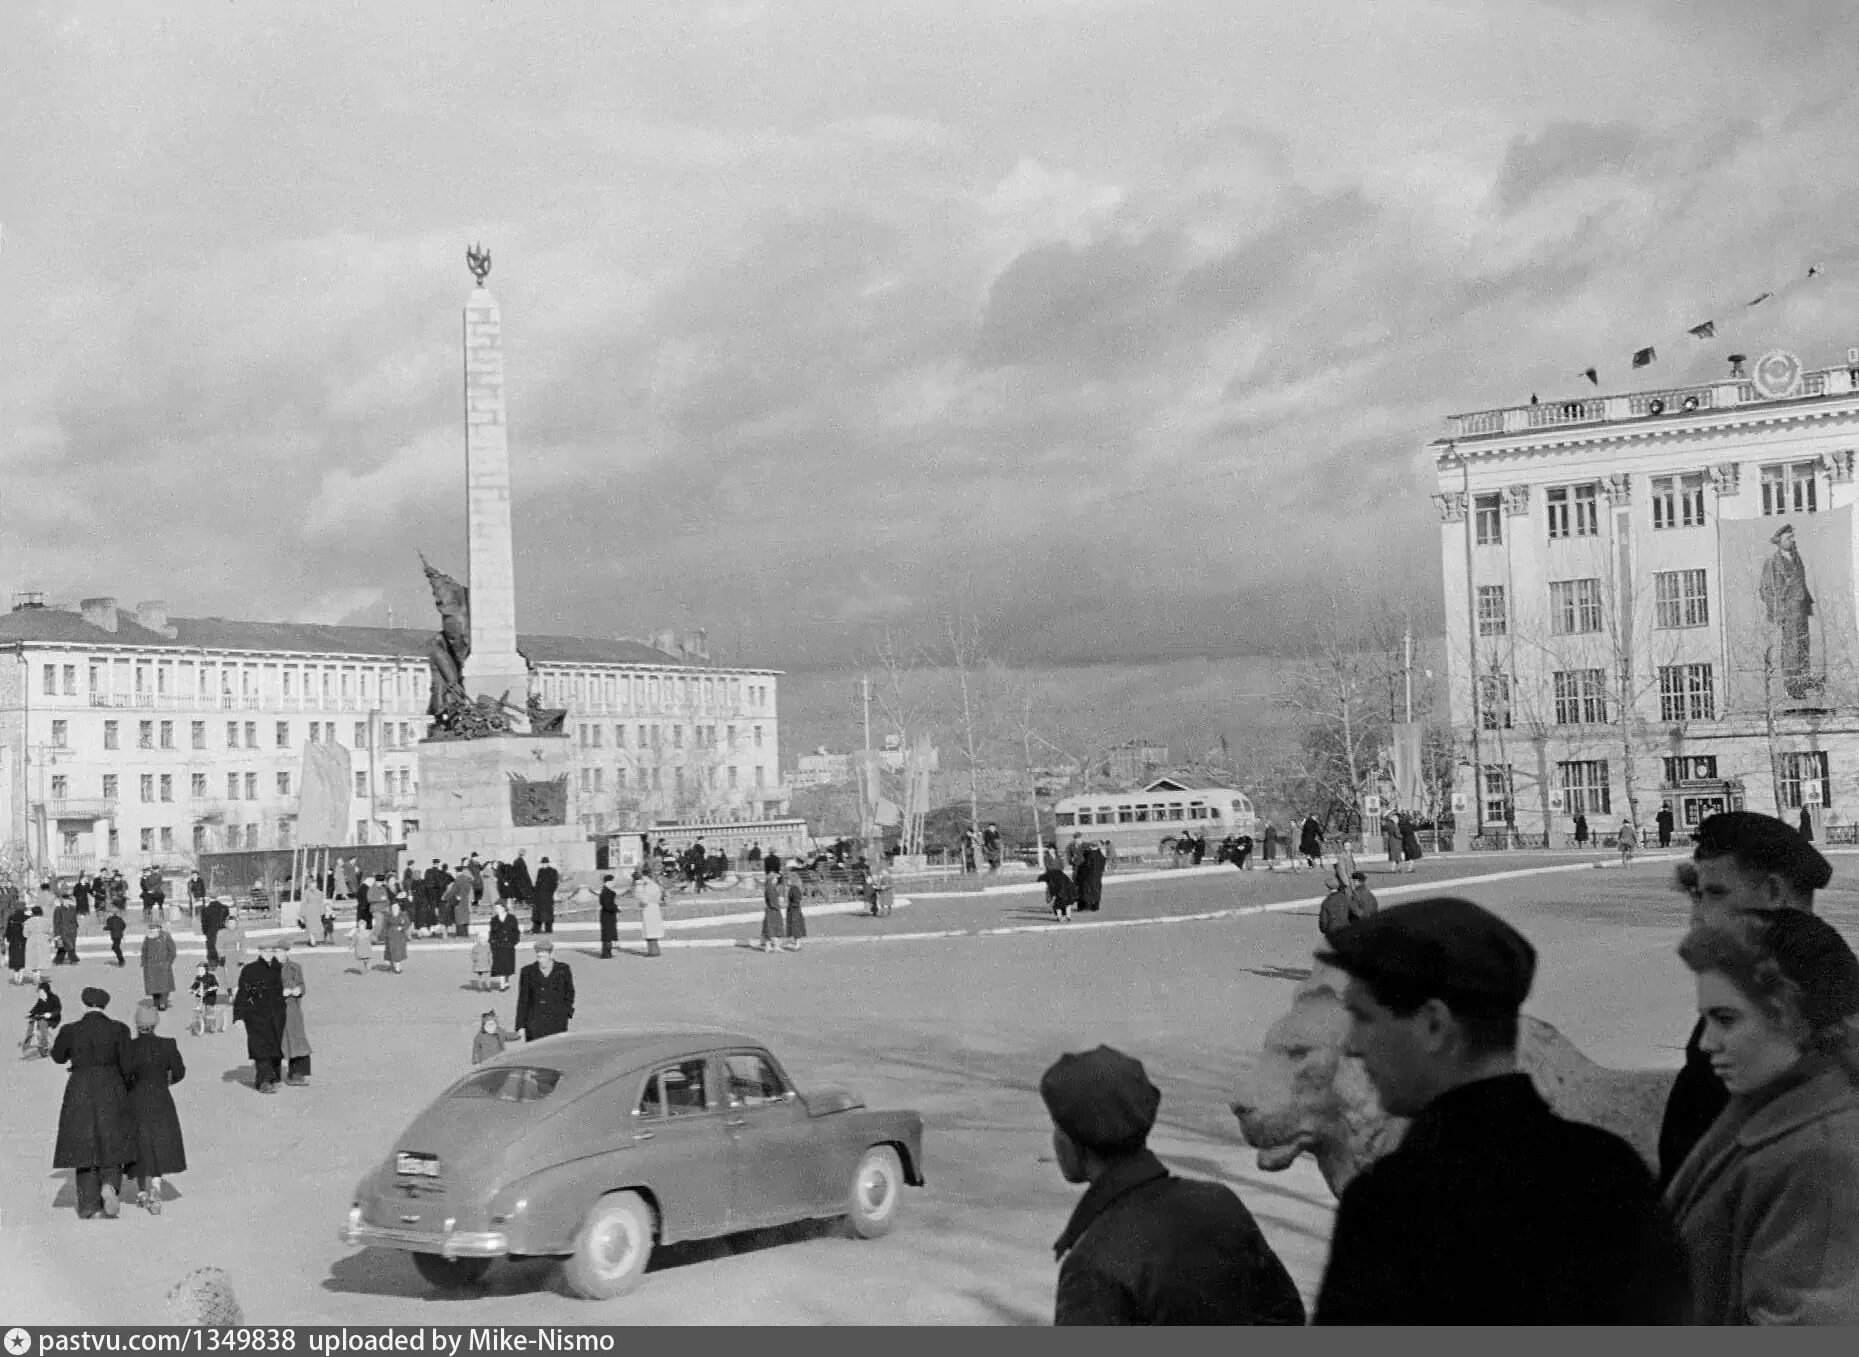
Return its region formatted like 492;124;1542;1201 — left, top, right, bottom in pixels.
1482;765;1512;825
227;774;240;800
191;773;206;798
307;724;320;744
138;720;153;749
1553;669;1610;725
193;825;207;853
191;721;205;750
355;820;368;846
728;765;738;788
1545;486;1568;539
42;664;56;696
755;766;765;787
159;720;174;749
1663;756;1719;784
226;721;239;748
108;828;119;856
89;663;103;695
1476;585;1508;637
62;664;77;695
754;725;764;749
354;722;367;747
140;774;154;803
103;720;118;750
141;828;154;852
1474;493;1502;546
352;772;367;798
1777;751;1831;810
1557;760;1612;817
51;720;67;748
245;722;257;748
246;824;259;850
244;772;256;799
1657;663;1717;722
592;724;603;748
1652;473;1707;530
1760;461;1819;516
51;774;68;799
1654;570;1709;629
1479;673;1513;730
674;726;684;749
102;774;118;800
277;721;290;748
616;769;629;790
159;774;172;803
1548;578;1605;635
278;772;291;796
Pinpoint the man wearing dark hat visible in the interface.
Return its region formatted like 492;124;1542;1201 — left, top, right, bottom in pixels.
1658;810;1830;1187
51;986;133;1219
1040;1045;1304;1326
514;938;574;1042
531;856;559;935
1312;897;1690;1324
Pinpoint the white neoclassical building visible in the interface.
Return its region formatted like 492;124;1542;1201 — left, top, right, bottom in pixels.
1434;349;1859;841
0;596;784;876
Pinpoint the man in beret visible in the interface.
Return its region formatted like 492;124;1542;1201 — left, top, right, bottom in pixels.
1040;1045;1304;1326
1657;810;1830;1186
1312;897;1690;1324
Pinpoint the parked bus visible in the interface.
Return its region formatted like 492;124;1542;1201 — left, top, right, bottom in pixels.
1052;778;1258;860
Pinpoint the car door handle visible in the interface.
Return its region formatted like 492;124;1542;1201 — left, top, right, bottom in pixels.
725;1118;747;1128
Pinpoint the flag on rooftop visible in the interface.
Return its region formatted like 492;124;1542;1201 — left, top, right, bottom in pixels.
1632;346;1656;368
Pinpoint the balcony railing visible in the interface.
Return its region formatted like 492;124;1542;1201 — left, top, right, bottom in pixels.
1447;364;1859;443
43;797;119;821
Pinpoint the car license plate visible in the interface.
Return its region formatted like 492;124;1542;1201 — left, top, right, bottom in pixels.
396;1152;439;1177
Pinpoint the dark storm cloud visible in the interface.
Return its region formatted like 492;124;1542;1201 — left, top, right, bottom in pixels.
1490;121;1645;214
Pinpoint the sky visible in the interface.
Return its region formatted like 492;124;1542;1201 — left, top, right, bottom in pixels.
5;0;1859;669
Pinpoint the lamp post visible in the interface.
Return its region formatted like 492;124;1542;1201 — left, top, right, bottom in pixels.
1442;446;1486;838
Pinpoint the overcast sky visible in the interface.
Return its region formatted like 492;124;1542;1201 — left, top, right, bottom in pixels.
5;0;1859;668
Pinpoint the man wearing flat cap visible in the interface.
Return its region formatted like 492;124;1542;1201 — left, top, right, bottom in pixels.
1312;897;1690;1324
1040;1045;1304;1325
514;938;574;1042
1658;810;1831;1186
50;986;133;1219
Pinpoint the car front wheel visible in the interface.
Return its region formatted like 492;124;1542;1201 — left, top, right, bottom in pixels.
562;1191;654;1300
410;1253;491;1290
846;1145;903;1239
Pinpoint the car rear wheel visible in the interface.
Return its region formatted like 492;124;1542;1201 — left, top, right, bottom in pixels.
846;1145;903;1238
562;1191;654;1300
410;1253;492;1290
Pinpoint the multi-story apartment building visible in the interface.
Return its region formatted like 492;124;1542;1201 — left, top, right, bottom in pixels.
0;596;783;875
1434;348;1859;840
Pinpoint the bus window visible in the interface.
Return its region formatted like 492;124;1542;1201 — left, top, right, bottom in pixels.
1207;805;1225;822
1231;800;1246;814
1056;812;1075;826
1168;803;1184;820
1117;805;1134;824
1133;805;1149;823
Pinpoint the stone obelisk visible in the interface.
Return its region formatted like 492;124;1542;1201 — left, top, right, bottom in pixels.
460;249;531;716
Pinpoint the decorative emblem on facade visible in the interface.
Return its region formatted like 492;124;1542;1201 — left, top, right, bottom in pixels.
1751;349;1803;400
1819;449;1856;484
509;773;568;828
1501;485;1531;517
1709;462;1742;496
1432;491;1467;523
1604;472;1632;507
465;242;492;287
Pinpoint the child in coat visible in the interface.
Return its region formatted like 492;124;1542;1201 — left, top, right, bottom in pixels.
351;920;373;974
471;1010;517;1064
188;963;223;1035
104;910;128;967
21;978;61;1057
320;895;336;947
469;927;492;991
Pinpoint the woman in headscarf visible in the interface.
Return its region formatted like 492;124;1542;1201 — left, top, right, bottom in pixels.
380;898;410;974
1664;909;1859;1323
124;1000;186;1213
51;986;133;1219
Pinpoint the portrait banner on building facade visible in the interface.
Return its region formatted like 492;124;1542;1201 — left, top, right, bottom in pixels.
297;741;353;846
1721;504;1859;715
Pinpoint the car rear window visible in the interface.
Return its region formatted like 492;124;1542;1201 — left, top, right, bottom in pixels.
452;1067;562;1103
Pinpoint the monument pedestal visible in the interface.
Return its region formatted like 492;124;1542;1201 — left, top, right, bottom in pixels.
408;735;593;872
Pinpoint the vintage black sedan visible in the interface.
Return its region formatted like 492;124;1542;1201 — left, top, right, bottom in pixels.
339;1028;926;1298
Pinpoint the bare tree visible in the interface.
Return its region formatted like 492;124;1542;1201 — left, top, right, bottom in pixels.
1272;589;1396;832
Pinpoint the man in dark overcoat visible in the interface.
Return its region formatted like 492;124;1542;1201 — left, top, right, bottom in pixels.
1042;1045;1304;1325
1656;812;1828;1186
514;939;574;1041
52;896;78;966
421;858;449;935
530;857;559;935
51;986;134;1219
508;851;534;926
200;896;229;969
597;874;619;959
232;944;287;1094
1312;898;1690;1324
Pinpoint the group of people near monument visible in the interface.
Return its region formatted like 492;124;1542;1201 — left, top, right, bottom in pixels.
1041;809;1859;1324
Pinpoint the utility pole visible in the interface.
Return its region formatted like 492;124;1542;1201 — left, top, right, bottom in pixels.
1403;624;1414;725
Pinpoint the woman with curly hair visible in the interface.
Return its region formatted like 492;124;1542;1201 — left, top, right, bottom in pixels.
1665;909;1859;1323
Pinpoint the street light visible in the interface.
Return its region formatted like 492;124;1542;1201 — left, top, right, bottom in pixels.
1440;444;1486;839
